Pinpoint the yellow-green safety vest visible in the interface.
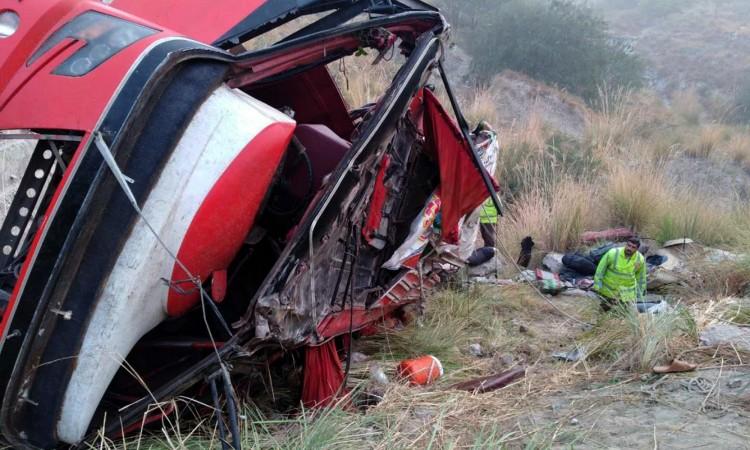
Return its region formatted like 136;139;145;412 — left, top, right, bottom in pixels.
593;247;646;302
479;198;498;224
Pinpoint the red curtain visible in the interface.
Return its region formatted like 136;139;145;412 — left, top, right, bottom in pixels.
301;340;345;408
423;89;498;244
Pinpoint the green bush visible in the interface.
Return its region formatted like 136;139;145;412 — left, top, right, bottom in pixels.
441;0;643;103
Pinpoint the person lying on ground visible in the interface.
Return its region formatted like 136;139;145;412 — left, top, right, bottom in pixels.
593;237;646;311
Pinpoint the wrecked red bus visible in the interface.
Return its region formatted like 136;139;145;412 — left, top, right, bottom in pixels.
0;1;500;447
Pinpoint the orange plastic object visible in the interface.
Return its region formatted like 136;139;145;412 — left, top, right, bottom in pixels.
397;355;443;386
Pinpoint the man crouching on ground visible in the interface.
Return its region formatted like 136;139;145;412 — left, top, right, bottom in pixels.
593;237;646;311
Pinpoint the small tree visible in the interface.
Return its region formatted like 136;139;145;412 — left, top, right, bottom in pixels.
442;0;643;103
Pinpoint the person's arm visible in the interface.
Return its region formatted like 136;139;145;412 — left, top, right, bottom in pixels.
594;249;611;291
636;254;647;299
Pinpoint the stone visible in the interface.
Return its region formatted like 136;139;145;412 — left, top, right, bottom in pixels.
542;252;565;273
700;324;750;353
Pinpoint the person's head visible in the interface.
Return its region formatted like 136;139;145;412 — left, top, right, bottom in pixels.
624;237;640;257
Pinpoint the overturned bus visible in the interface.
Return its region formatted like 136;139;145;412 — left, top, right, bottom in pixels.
0;1;500;448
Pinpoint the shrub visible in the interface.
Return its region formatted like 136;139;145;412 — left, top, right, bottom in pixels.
450;0;643;103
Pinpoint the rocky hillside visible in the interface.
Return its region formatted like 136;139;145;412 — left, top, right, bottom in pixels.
592;0;750;100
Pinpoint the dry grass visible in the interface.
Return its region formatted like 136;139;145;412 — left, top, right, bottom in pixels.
671;88;704;126
586;304;696;372
606;163;668;233
329;52;399;108
462;86;500;129
684;124;730;159
585;86;638;157
723;131;750;170
652;190;744;246
497;179;603;257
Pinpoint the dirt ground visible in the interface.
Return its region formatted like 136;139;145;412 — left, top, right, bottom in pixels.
521;364;750;449
500;296;750;449
488;293;750;449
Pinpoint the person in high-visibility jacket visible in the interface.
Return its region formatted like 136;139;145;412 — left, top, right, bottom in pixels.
479;197;498;247
593;237;647;311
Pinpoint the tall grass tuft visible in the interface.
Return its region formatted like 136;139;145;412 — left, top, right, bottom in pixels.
587;304;696;372
724;132;750;170
684;124;729;159
462;86;500;129
671;88;704;126
360;287;503;372
652;190;742;246
498;179;602;254
606;164;667;233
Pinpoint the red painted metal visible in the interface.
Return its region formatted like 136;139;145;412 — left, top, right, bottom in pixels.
211;270;228;303
0;1;169;131
166;122;296;317
423;89;498;244
111;0;266;44
363;154;390;246
317;268;440;339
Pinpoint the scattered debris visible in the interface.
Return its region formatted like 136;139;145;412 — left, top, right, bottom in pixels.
350;352;369;363
451;367;526;393
552;345;587;362
468;343;484;357
704;247;742;264
647;269;682;290
467;247;495;267
517;270;537;283
663;238;695;249
397;355;443;386
496;354;514;367
636;296;670;314
369;364;389;386
653;359;697;374
565;288;598;298
470;277;515;286
699;324;750;353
